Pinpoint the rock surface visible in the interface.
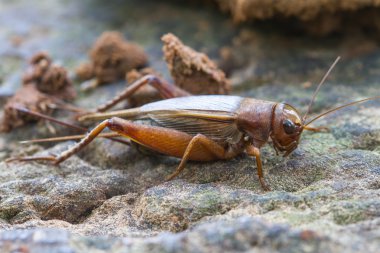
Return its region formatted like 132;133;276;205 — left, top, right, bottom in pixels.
0;0;380;252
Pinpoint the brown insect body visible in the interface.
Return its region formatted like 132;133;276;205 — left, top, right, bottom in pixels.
90;95;303;160
155;97;292;155
132;95;258;160
71;95;305;191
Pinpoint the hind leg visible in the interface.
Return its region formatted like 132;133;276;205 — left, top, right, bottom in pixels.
7;117;195;165
7;118;239;184
96;74;190;112
6;119;111;164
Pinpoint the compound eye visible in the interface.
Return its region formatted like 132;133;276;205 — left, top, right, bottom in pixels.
283;119;296;135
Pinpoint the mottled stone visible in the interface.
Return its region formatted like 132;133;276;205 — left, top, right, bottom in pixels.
0;217;364;253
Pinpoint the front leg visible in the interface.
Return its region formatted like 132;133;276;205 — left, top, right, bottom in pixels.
246;145;271;191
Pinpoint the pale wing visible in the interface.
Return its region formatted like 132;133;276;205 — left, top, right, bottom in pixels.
141;95;243;113
147;110;243;144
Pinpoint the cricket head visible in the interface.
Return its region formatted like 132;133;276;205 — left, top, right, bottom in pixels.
269;56;340;157
270;103;303;156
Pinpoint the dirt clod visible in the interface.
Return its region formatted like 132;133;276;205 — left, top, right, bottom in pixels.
215;0;380;22
22;52;76;100
162;33;230;95
75;62;94;81
1;52;75;132
76;31;148;85
162;33;230;94
0;85;54;132
118;33;231;107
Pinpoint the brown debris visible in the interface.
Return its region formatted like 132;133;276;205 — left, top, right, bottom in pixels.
125;68;163;107
0;84;54;132
75;62;94;81
214;0;380;22
22;52;76;101
76;31;148;85
126;67;162;84
119;33;230;108
1;52;75;132
162;33;230;95
212;1;380;38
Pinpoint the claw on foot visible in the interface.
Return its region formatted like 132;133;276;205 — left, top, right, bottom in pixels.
259;177;271;191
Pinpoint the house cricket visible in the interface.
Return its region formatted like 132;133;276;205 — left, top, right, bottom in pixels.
7;56;380;190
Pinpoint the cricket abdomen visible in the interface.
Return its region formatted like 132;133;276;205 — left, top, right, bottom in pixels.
107;117;235;161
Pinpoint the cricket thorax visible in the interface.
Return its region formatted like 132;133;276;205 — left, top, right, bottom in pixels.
236;98;277;147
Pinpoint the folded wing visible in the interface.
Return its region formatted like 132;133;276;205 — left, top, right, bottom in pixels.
140;96;244;144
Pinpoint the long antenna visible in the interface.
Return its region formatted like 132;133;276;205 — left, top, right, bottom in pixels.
20;132;121;144
305;96;380;126
303;56;341;122
15;107;130;145
15;106;85;131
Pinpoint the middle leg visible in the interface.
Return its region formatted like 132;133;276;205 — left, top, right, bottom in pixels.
165;134;237;181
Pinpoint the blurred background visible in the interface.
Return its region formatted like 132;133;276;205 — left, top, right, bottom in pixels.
1;0;380;98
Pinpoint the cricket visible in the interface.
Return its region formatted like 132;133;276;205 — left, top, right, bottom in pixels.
7;56;380;191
